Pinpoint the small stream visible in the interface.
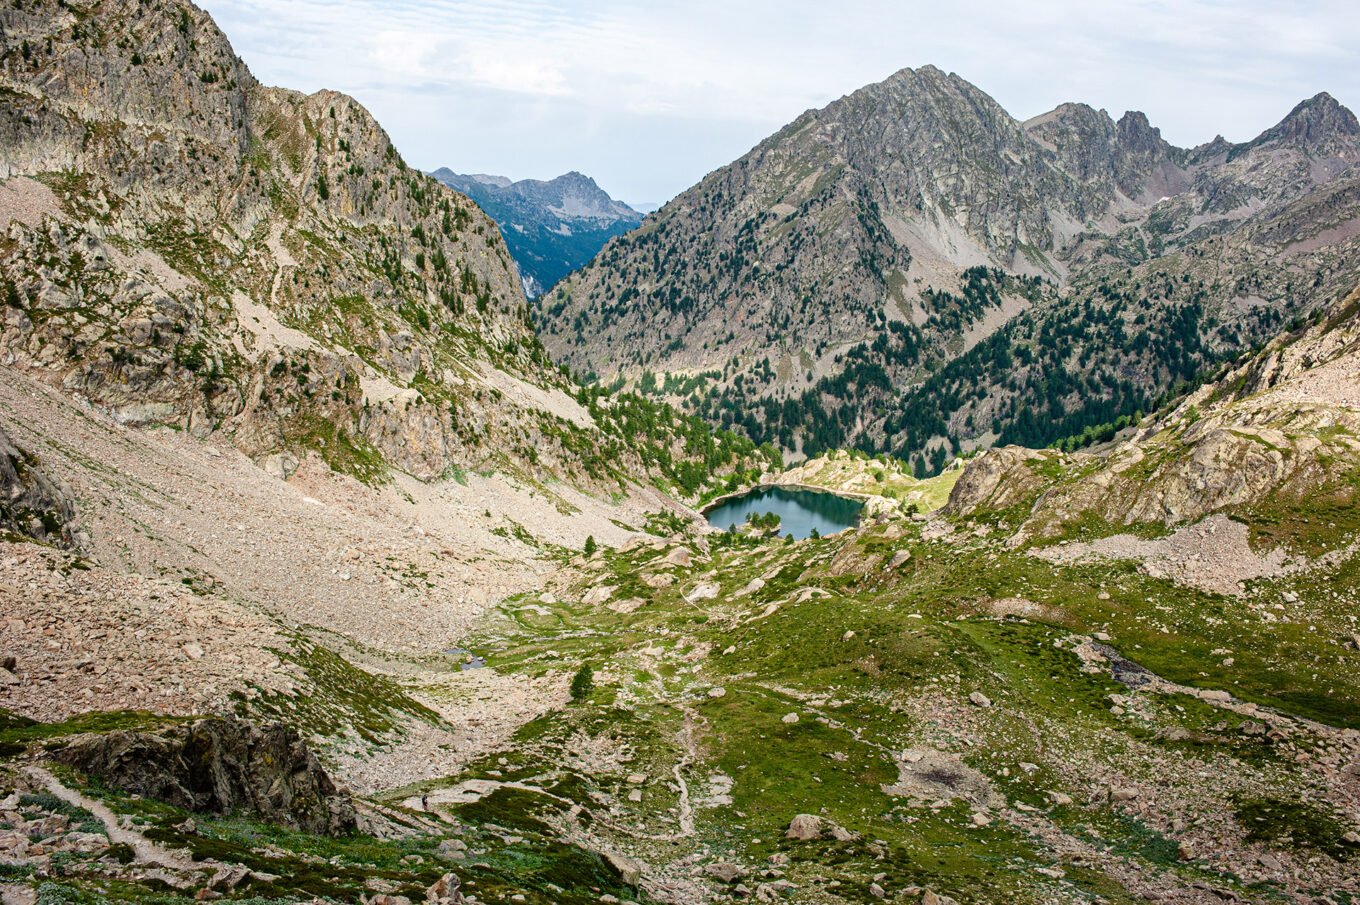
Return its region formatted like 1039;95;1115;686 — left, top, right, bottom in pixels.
445;647;486;670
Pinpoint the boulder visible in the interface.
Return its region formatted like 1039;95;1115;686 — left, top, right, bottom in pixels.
922;890;960;905
425;872;464;904
828;823;858;842
664;547;693;567
260;451;300;481
437;838;468;858
755;881;797;901
602;850;642;886
56;717;356;836
705;861;748;883
968;691;992;708
582;585;614;606
685;583;720;602
786;813;823;840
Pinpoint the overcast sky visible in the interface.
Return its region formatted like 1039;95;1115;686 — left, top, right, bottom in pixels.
199;0;1360;206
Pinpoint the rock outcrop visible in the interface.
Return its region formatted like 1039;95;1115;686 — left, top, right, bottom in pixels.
943;445;1053;518
55;717;357;836
0;424;74;546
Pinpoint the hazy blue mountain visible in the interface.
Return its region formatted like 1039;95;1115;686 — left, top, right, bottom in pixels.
430;169;643;297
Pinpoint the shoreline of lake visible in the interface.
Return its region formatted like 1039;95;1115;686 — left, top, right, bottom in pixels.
699;480;874;515
701;483;865;540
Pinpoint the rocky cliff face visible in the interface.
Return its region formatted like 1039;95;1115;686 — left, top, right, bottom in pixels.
540;66;1360;468
430;169;642;298
0;0;635;486
56;716;357;835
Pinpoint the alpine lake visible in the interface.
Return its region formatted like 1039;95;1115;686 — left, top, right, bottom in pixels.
703;485;863;539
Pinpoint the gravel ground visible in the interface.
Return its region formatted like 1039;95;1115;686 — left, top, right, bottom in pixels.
0;366;673;790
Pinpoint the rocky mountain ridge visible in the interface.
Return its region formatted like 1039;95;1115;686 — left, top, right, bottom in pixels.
540;66;1360;469
0;0;769;503
430;168;642;298
0;0;532;482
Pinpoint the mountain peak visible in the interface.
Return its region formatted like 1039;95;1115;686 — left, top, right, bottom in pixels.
876;63;975;96
1252;91;1360;150
1116;110;1153;134
1115;109;1173;156
553;171;602;190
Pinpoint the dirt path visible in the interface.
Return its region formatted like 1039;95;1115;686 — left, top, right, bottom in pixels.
673;708;698;836
25;766;203;874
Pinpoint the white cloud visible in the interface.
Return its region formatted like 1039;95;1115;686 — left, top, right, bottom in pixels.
366;29;443;82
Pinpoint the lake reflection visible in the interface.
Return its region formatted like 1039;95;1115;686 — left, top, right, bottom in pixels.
704;486;861;539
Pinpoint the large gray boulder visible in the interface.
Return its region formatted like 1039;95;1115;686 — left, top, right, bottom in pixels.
55;717;356;836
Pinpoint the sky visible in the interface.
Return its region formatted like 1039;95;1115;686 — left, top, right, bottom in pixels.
199;0;1360;207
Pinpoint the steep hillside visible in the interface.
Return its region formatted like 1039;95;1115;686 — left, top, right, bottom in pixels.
431;169;642;297
541;66;1360;470
0;3;781;901
0;0;773;501
949;281;1360;554
0;0;529;482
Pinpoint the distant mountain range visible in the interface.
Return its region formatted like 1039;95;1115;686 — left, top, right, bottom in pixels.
430;169;643;297
539;65;1360;470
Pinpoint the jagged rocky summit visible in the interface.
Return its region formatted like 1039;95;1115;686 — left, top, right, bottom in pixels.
541;66;1360;468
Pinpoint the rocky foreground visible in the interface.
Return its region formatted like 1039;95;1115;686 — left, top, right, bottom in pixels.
4;289;1360;904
